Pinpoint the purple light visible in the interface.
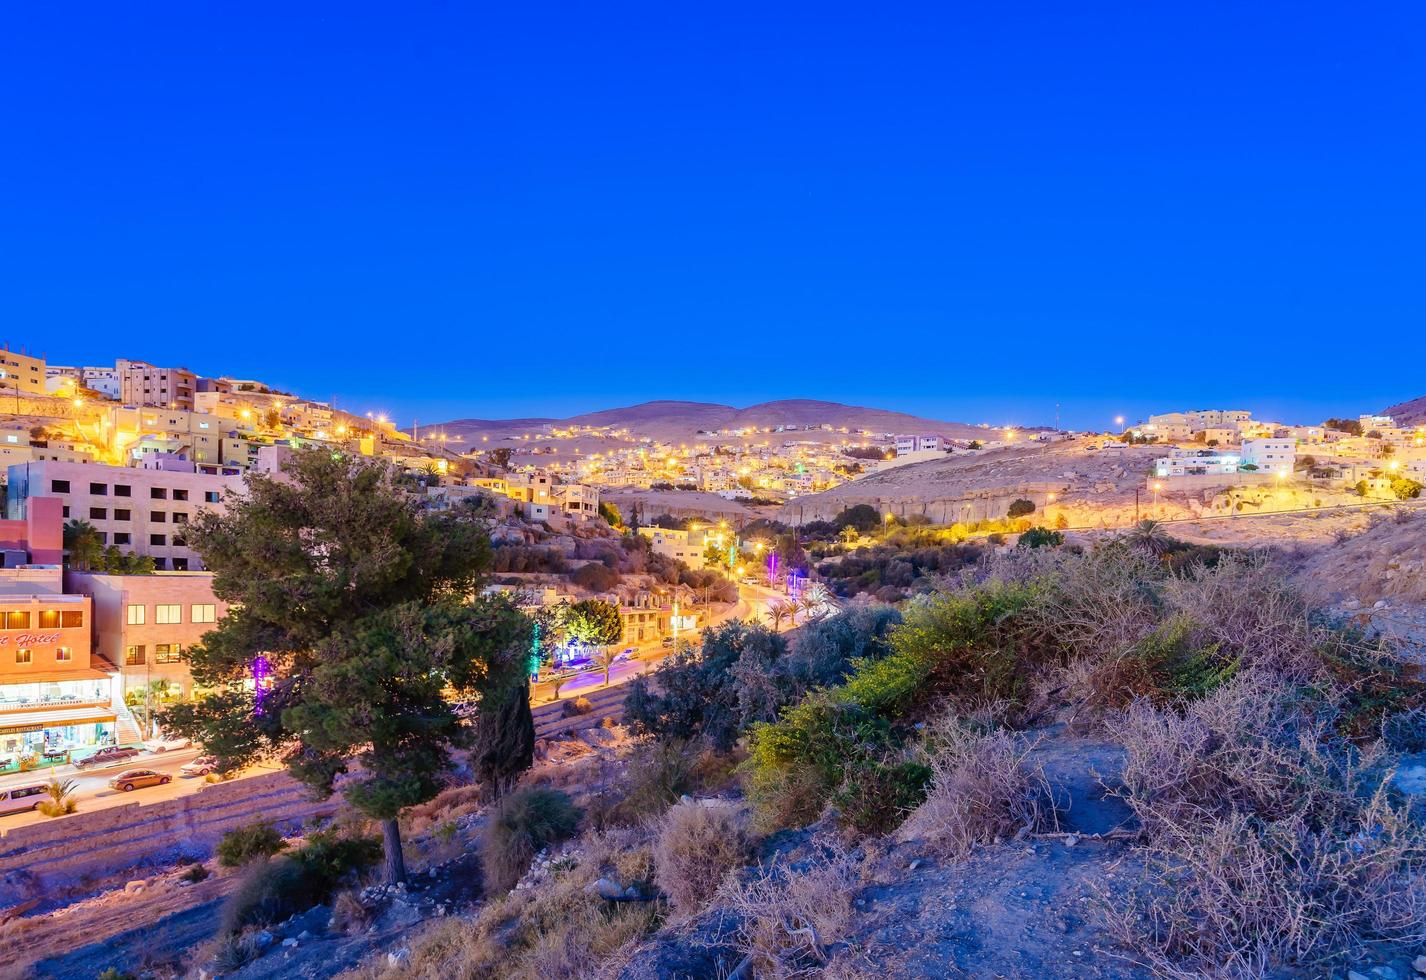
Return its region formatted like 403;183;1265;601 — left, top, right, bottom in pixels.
252;654;270;717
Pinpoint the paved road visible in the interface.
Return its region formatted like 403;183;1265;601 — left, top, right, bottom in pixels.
0;747;280;833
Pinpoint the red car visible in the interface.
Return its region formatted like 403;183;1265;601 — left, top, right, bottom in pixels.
74;746;142;769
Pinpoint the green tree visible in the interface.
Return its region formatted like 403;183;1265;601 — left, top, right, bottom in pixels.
1007;498;1036;518
487;447;513;469
599;501;623;528
1018;526;1064;549
62;520;104;571
165;450;525;884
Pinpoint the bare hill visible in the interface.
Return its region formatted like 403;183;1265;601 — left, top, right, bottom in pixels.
1383;393;1426;425
433;399;984;446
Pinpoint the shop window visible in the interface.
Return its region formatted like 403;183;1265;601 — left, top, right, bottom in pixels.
4;611;30;630
155;604;181;625
191;604;216;623
127;604;145;625
38;610;59;629
124;645;145;665
55;647;72;662
14;649;30;665
61;611;82;628
155;644;184;664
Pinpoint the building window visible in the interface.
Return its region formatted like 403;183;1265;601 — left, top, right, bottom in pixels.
173;512;188;525
124;645;145;665
114;532;131;545
61;610;82;628
114;483;131;497
89;507;107;520
173;535;187;548
192;603;216;623
151;487;167;499
4;611;30;630
38;609;59;629
172;557;189;571
150;534;166;546
55;647;72;663
204;491;220;503
89;482;107;495
114;509;131;521
50;479;70;493
127;604;145;625
155;644;184;664
151;511;167;522
15;649;31;665
173;489;189;501
155;604;181;624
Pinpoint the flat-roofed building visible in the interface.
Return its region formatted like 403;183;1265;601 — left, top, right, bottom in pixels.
116;359;197;411
0;346;47;397
7;461;245;571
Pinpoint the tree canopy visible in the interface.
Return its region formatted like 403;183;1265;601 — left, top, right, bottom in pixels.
166;450;531;883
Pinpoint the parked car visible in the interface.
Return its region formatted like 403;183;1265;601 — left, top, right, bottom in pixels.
74;746;141;769
142;736;192;753
108;769;171;792
0;784;47;816
179;756;218;778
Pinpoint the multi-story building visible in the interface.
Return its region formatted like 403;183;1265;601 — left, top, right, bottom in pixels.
0;503;129;763
1153;448;1242;477
67;571;228;701
82;366;121;400
116;359;198;411
895;435;943;456
1240;438;1296;474
0;346;47;397
637;526;707;570
7;459;246;571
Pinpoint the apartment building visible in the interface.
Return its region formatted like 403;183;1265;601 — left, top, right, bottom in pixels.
0;347;47;397
67;571;227;700
110;406;231;466
637;526;707;570
1240;438;1296;474
82;366;121;400
7;460;246;571
895;435;943;456
116;359;198;411
1153;448;1242;477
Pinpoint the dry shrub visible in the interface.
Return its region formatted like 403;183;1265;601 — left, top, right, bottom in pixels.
329;888;373;936
1017;542;1165;661
1103;675;1426;975
897;713;1055;857
652;801;750;914
719;848;860;979
563;695;595;717
402;782;485;835
481;786;581;894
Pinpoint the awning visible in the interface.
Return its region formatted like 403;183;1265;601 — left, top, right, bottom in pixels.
0;707;116;736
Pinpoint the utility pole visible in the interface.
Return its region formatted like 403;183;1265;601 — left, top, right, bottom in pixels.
1134;487;1141;523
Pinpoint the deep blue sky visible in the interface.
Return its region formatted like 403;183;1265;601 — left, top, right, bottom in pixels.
6;3;1424;429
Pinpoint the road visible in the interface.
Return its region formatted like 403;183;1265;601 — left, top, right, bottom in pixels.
0;582;790;832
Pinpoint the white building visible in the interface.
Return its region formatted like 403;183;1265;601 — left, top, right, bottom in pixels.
637;527;707;570
1240;438;1296;474
895;435;942;456
1153;448;1241;477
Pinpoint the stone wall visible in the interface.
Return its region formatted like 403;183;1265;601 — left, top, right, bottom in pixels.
0;771;338;899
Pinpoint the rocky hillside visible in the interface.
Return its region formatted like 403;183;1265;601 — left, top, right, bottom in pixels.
1384;393;1426;426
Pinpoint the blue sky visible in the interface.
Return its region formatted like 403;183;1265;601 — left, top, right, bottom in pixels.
5;3;1424;429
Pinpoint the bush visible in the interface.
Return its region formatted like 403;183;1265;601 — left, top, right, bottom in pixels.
897;716;1054;855
217;822;289;868
180;863;210;884
571;562;621;592
1104;677;1426;975
36;777;77;817
482;787;582;894
720;848;860;977
830;756;931;836
1007;498;1036;518
219;828;380;934
1017;526;1063;549
652;802;750;914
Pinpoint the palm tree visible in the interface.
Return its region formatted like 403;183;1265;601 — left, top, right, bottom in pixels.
38;777;78;817
62;520;103;571
1126;519;1172;556
839;525;860;547
765;599;792;632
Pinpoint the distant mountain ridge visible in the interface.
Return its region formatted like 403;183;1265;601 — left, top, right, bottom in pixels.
434;399;985;444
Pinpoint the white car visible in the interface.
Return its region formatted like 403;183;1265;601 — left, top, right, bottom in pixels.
179;755;218;777
142;736;192;753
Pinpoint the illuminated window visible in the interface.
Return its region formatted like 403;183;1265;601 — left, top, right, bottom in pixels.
38;610;59;629
124;645;145;665
14;649;30;665
155;644;184;664
155;604;181;625
191;604;216;624
61;611;83;628
127;604;145;625
55;647;72;663
4;611;30;630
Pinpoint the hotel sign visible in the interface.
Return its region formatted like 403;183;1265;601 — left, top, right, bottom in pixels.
0;633;64;646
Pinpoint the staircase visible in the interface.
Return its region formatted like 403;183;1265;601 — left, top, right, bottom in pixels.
112;710;144;747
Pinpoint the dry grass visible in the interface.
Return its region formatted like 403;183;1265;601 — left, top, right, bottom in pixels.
328;888;373;936
1299;507;1426;605
897;713;1055;857
1102;675;1426;975
717;847;861;979
652;801;751;915
401;782;485;836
